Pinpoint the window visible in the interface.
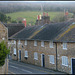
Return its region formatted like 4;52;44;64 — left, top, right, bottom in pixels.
8;41;10;44
18;40;21;44
14;40;16;44
34;41;37;46
2;38;5;40
14;48;16;55
41;41;44;47
49;55;54;64
62;56;68;66
49;41;53;48
25;40;27;46
24;51;28;57
63;43;67;50
34;52;38;60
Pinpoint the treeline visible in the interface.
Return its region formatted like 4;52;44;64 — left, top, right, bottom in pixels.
0;12;22;23
0;2;75;13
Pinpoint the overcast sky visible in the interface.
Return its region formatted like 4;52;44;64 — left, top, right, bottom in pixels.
0;1;75;3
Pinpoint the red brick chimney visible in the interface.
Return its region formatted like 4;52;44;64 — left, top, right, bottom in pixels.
65;11;68;16
38;15;40;20
22;18;26;27
43;12;45;16
47;12;48;16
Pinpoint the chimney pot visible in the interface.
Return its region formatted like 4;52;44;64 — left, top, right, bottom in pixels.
22;18;26;27
47;12;48;16
43;12;45;16
40;15;41;20
38;15;40;20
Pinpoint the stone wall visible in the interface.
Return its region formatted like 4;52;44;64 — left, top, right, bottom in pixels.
57;42;75;74
9;39;75;74
0;22;8;74
11;40;56;70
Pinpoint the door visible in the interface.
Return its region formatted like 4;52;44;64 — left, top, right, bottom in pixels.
41;54;45;67
72;59;75;74
19;50;21;61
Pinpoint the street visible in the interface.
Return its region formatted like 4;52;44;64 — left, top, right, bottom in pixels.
8;59;66;74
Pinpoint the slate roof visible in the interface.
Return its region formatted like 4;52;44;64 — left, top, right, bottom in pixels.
4;23;25;37
55;24;75;42
9;21;74;42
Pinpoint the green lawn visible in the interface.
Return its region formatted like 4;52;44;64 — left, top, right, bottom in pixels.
6;11;73;25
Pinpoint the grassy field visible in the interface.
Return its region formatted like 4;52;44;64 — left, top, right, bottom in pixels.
6;11;73;25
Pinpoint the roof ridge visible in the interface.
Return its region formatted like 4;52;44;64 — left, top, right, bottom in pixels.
28;24;47;39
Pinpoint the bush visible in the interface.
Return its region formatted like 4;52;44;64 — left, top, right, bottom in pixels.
11;20;17;23
0;41;10;66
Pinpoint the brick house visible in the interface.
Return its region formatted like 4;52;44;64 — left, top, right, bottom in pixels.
8;20;75;74
0;22;8;74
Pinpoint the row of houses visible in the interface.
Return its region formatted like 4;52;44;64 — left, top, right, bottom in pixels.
6;17;75;74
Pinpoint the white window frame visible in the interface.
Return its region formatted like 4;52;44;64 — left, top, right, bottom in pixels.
63;43;67;50
41;41;44;47
34;40;37;46
62;56;68;66
49;41;53;48
34;52;38;60
49;55;55;64
18;40;21;44
8;41;11;44
13;48;16;55
25;40;27;46
24;50;28;57
14;40;16;44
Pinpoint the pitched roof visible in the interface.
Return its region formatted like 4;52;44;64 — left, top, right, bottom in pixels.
9;21;74;42
55;24;75;42
4;23;25;37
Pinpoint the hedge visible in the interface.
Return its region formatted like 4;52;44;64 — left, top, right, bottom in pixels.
0;41;10;66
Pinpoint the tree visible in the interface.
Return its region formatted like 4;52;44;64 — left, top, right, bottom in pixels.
53;13;65;22
0;12;7;23
7;16;11;22
18;20;22;23
0;41;10;66
11;20;17;23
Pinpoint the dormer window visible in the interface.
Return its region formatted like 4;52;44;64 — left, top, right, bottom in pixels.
63;43;67;50
25;40;27;46
41;41;44;47
49;41;53;48
34;41;37;46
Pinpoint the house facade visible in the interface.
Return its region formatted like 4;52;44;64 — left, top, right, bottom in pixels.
0;22;8;74
4;23;25;56
8;20;75;74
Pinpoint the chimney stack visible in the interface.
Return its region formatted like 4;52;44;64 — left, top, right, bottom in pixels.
22;18;26;27
40;15;41;20
65;10;68;16
64;10;69;21
43;12;45;16
47;12;48;16
38;15;40;20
